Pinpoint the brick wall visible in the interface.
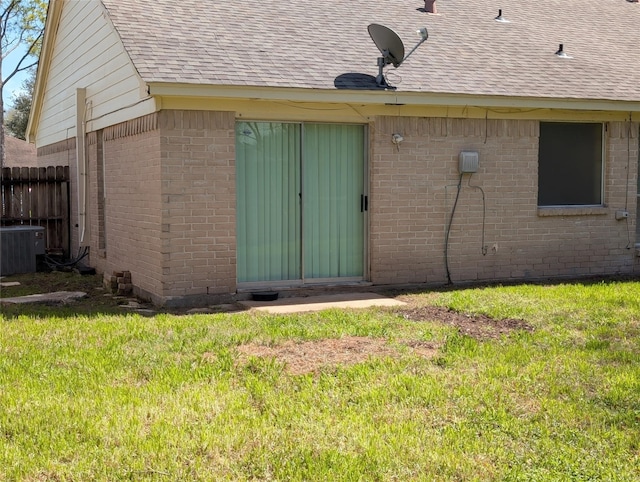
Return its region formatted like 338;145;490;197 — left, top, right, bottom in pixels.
370;117;639;285
35;113;638;305
158;110;237;303
87;131;106;274
36;111;236;305
97;115;163;298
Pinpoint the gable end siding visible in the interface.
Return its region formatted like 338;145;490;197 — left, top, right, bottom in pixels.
35;0;154;148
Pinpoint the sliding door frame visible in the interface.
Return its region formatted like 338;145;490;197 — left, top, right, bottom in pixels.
236;120;369;289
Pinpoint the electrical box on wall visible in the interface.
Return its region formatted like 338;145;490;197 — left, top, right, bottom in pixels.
459;151;479;173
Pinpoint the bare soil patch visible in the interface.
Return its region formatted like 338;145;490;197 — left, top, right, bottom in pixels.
235;336;438;375
400;305;534;340
234;306;532;374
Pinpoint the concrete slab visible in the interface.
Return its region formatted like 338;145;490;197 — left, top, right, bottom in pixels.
240;292;406;314
0;281;21;288
1;291;87;304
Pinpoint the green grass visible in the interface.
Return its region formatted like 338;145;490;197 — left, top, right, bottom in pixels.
1;277;639;481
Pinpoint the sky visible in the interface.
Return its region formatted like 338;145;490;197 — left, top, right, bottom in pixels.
3;44;35;109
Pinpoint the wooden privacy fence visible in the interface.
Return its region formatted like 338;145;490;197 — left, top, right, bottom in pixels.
1;166;70;256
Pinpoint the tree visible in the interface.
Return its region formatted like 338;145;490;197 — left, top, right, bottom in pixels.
1;0;47;167
4;66;34;139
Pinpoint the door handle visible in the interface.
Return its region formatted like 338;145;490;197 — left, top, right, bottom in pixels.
361;195;368;212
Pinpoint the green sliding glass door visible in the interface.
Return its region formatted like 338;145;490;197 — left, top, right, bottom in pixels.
236;122;302;283
236;121;366;284
303;124;364;279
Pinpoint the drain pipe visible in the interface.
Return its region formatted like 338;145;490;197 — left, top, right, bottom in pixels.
75;88;88;246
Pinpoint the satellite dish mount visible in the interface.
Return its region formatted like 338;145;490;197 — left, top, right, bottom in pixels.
368;24;428;89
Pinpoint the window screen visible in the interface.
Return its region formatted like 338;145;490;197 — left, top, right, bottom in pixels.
538;122;603;206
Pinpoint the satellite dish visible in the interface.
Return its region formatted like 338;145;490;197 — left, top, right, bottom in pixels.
368;24;405;68
368;23;429;88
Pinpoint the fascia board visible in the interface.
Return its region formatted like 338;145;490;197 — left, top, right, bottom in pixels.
147;83;640;115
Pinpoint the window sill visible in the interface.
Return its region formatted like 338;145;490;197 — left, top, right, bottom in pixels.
537;206;608;217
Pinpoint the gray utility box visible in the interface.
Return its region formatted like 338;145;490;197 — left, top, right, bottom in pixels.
0;226;46;276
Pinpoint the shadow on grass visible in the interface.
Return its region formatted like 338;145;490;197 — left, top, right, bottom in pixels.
2;271;639;321
0;272;247;320
377;273;640;298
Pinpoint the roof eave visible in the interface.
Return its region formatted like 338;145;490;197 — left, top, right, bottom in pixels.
147;82;640;115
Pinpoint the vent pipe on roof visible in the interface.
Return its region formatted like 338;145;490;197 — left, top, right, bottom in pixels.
555;44;572;59
494;9;509;22
424;0;437;14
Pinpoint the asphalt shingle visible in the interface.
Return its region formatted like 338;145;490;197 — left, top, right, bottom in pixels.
101;0;640;102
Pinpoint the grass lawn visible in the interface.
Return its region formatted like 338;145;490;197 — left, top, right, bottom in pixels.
1;274;639;480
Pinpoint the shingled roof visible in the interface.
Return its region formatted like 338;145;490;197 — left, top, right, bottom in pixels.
101;0;640;104
3;136;38;168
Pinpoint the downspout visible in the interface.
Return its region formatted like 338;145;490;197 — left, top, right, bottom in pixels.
76;88;88;246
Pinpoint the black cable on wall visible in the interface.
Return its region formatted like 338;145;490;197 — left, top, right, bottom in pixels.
444;173;463;285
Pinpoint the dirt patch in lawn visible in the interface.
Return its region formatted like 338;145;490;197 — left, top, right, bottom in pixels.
400;305;534;340
233;306;531;374
235;336;438;375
